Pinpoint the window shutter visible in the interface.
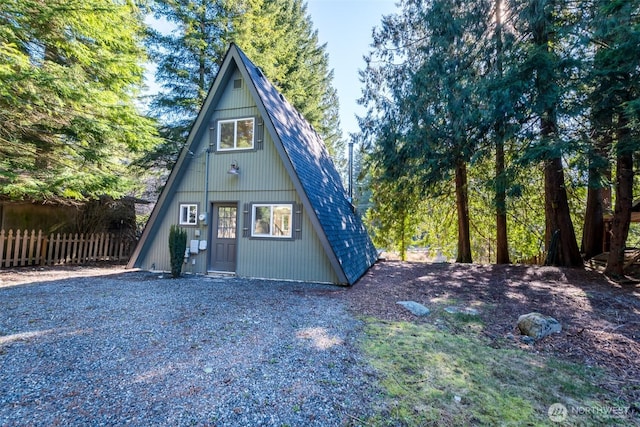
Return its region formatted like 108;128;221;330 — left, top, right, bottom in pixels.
209;125;216;151
242;203;250;237
294;203;303;240
255;117;264;150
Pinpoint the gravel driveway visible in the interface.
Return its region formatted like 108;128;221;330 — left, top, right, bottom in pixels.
0;269;379;426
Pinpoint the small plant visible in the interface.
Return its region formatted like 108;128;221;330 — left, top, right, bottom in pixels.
168;224;187;278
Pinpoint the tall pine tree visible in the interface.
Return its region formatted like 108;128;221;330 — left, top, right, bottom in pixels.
360;0;493;263
491;0;510;263
142;0;231;171
0;0;158;200
143;0;344;173
512;0;583;266
591;0;640;277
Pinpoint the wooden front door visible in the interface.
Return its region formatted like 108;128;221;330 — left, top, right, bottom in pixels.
210;203;238;272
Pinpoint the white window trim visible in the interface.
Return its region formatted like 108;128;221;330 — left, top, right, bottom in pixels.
179;204;198;226
217;117;255;151
251;203;293;238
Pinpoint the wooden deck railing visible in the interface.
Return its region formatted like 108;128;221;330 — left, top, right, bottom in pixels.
0;229;134;268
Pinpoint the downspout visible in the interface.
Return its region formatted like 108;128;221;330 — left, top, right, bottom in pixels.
204;147;210;224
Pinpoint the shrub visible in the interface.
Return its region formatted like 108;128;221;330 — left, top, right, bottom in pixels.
168;225;187;278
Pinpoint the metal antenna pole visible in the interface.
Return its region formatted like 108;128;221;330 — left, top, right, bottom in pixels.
348;140;354;202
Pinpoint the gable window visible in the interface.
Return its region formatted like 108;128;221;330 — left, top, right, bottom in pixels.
252;204;292;238
179;204;198;225
217;117;254;151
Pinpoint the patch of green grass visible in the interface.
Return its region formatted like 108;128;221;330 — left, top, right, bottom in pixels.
360;317;634;426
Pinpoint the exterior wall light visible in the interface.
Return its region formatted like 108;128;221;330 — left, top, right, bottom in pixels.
227;160;240;175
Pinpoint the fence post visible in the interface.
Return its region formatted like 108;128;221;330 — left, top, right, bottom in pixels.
118;238;125;261
47;233;54;266
62;233;69;264
35;230;43;266
96;233;102;261
99;233;105;261
104;233;111;261
27;230;36;266
20;229;28;266
12;229;21;267
0;229;5;268
6;230;14;268
88;233;95;262
107;233;114;260
71;233;78;265
81;233;88;263
80;233;89;264
98;233;103;261
40;234;47;266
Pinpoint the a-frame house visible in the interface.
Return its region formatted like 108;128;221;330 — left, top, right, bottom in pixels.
128;44;377;285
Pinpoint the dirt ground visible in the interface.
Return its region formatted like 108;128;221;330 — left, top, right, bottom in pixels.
2;260;639;410
342;260;640;410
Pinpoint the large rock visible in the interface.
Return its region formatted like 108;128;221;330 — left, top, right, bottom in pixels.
397;301;430;316
517;312;562;340
444;306;480;315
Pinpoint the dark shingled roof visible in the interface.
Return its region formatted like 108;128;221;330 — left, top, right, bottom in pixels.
235;45;377;285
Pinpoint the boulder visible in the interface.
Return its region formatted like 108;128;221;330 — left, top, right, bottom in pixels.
517;312;562;340
397;301;430;316
520;336;536;345
444;306;480;315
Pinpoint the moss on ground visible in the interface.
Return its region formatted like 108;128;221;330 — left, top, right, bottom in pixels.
360;314;635;426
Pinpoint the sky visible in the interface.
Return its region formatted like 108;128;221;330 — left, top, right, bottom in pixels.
306;0;398;137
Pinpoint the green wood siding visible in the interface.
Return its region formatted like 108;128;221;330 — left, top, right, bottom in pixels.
136;68;338;283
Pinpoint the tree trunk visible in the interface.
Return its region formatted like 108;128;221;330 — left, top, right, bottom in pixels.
582;132;611;259
582;46;613;260
582;185;605;259
455;159;472;263
543;155;583;267
495;143;509;264
539;97;582;267
531;0;582;267
605;115;633;277
494;0;510;264
399;206;408;261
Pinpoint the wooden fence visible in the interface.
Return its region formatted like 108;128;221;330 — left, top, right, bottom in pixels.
0;229;134;268
515;252;546;265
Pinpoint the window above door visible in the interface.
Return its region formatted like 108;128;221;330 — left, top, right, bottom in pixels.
216;117;255;151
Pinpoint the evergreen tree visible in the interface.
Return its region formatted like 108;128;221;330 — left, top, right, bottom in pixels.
142;0;231;171
360;0;639;268
168;224;187;278
0;0;158;200
590;0;640;277
364;164;421;261
231;0;345;166
512;0;583;267
143;0;345;174
582;41;613;260
360;0;493;263
491;0;510;263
